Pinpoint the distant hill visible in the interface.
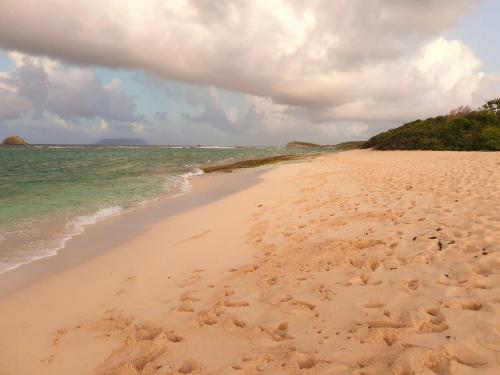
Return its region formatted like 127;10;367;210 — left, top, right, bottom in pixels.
95;138;149;146
363;102;500;151
286;141;321;148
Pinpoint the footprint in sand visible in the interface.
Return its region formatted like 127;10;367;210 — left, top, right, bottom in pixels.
445;343;489;368
177;269;206;288
347;273;381;286
166;331;183;342
267;322;294;341
115;288;127;296
232;317;246;328
176;292;199;313
177;359;200;374
356;324;403;346
224;300;250;308
197;311;218;326
40;354;56;364
392;347;451;374
363;301;386;309
477;325;500;352
402;279;420;293
441;298;482;311
315;284;333;301
283;296;316;311
281;352;319;370
114;275;136;296
366;256;381;271
467;275;495;290
52;328;69;346
241;264;260;273
408;306;449;333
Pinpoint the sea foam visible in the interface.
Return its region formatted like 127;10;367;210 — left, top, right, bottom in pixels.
0;206;123;274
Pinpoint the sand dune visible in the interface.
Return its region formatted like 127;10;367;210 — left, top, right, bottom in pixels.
0;150;499;374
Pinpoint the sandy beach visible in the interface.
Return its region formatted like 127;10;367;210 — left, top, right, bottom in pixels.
0;150;499;375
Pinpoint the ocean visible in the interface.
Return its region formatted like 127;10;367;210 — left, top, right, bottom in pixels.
0;145;327;273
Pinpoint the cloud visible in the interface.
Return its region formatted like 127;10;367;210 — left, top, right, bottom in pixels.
0;52;149;143
1;1;497;146
0;0;481;113
185;88;243;132
298;38;484;124
473;73;500;104
96;119;110;132
0;52;140;122
244;95;375;142
0;86;30;119
154;111;169;121
132;122;145;133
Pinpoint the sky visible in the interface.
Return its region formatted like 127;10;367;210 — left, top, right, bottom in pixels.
0;0;498;146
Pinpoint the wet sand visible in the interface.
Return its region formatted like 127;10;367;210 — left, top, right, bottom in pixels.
0;150;499;374
0;166;270;298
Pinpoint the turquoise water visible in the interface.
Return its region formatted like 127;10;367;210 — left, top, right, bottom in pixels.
0;145;326;273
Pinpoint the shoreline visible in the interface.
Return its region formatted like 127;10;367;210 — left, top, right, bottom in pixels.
1;150;498;374
0;163;277;298
0;152;322;289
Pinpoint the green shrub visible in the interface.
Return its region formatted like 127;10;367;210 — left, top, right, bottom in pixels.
363;102;500;151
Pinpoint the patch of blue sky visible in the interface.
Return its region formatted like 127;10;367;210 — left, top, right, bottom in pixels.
448;0;500;72
95;66;251;124
0;49;14;71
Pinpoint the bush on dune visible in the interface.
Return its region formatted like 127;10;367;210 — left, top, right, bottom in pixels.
362;99;500;151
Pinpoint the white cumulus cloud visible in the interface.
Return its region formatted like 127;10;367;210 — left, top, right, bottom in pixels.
0;0;481;108
0;52;141;122
0;0;496;144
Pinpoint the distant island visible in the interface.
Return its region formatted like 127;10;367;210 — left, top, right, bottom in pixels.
286;140;365;150
94;138;149;146
2;135;28;146
362;98;500;151
286;141;321;148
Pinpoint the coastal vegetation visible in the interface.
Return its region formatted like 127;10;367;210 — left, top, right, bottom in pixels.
333;141;365;150
363;99;500;151
286;141;365;150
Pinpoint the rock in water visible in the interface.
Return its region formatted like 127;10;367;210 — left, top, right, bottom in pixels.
3;135;28;145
